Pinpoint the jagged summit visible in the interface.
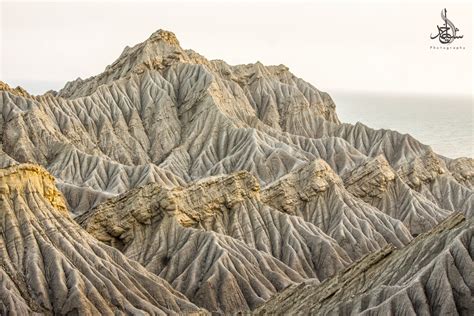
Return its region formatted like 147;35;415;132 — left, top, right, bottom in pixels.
0;81;32;98
58;29;186;98
147;29;181;46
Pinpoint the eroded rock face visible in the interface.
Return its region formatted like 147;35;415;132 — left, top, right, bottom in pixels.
0;164;201;315
0;29;470;218
447;157;474;189
255;213;474;315
343;155;396;199
79;171;352;313
0;81;32;99
1;28;473;314
343;156;451;235
262;160;413;260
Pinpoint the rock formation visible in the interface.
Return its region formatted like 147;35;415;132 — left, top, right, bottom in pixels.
255;213;473;315
78;171;352;312
0;29;472;314
0;164;200;314
261;159;413;259
342;155;451;235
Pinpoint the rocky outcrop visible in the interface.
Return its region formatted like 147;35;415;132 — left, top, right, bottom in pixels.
0;164;201;315
79;171;352;313
0;81;32;99
446;157;474;189
343;155;395;199
262;160;413;259
343;155;451;235
255;213;474;315
1;28;472;315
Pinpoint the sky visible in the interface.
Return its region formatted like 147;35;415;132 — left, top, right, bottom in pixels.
0;0;472;96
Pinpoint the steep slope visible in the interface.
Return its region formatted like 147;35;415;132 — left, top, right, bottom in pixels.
446;157;474;189
255;213;474;315
58;30;188;98
78;171;352;313
419;174;474;217
1;29;470;222
0;164;201;314
262;160;413;259
343;155;451;235
0;28;472;315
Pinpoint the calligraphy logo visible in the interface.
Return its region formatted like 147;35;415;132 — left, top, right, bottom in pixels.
430;8;463;44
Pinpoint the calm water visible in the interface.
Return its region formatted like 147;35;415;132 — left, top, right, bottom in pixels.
331;92;473;159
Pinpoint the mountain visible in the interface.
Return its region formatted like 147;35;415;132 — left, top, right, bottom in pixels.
1;30;470;218
0;164;201;314
78;170;352;312
255;213;473;315
0;29;472;314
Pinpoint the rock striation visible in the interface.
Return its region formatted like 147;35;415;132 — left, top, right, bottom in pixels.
0;164;201;314
0;28;473;314
255;213;473;315
343;155;451;235
261;159;413;259
1;29;470;219
79;171;352;313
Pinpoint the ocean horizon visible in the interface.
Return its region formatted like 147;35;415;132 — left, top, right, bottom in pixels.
332;91;473;159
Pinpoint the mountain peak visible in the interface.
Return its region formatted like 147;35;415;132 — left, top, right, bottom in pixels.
147;29;180;46
58;28;186;98
1;26;473;315
0;81;33;98
0;163;68;214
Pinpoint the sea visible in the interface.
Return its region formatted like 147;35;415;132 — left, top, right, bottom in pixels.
331;91;473;159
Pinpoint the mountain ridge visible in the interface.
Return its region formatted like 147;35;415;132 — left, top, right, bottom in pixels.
0;163;202;314
0;28;472;314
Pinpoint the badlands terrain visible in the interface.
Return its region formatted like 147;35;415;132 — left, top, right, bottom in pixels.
0;30;472;314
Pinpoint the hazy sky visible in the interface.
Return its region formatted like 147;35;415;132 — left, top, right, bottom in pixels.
1;0;472;96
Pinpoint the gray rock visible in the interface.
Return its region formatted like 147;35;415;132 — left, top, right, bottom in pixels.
0;29;472;314
79;171;352;313
255;213;474;315
0;164;201;315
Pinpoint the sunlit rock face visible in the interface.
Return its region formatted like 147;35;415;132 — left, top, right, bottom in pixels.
0;29;472;314
0;164;201;315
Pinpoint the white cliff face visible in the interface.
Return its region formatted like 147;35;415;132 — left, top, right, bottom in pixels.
0;29;473;314
261;160;413;260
